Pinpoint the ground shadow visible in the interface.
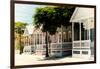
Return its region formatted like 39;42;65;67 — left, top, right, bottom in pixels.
39;55;72;61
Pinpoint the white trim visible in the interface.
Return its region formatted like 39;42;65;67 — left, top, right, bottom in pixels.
70;7;79;22
70;17;94;23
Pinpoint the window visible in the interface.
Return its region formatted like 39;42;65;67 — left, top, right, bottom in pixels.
32;34;35;45
59;34;62;43
43;45;46;48
81;23;89;40
58;26;72;43
90;29;94;42
73;51;80;54
82;51;88;54
68;31;72;42
51;34;58;43
56;51;60;53
34;34;37;45
40;34;42;44
52;51;55;53
63;32;67;42
74;23;80;41
74;23;90;41
37;34;39;44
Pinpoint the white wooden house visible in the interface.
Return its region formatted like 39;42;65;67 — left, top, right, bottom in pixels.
70;7;94;58
22;7;94;58
23;25;72;57
23;25;35;54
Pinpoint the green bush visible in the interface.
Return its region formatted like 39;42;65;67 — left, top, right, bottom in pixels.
15;44;24;50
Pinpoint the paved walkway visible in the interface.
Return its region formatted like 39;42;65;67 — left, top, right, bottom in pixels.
15;53;94;65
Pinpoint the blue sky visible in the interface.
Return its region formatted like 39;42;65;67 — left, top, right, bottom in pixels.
15;4;46;24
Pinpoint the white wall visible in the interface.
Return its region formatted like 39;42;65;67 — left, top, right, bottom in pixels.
0;0;100;69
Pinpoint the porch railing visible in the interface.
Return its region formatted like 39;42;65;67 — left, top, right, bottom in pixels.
73;40;90;48
72;40;91;57
23;42;72;57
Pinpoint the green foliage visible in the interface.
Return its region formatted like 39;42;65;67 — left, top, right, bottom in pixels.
15;22;27;34
15;22;27;28
15;44;24;50
33;6;75;35
15;22;27;54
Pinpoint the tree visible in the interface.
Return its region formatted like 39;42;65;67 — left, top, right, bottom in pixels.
33;6;74;58
15;22;27;54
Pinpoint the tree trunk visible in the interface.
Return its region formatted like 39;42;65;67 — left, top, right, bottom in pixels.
61;25;63;56
19;28;23;54
45;32;49;57
19;33;21;54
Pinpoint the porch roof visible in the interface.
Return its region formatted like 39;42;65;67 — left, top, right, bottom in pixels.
70;7;94;23
24;25;34;35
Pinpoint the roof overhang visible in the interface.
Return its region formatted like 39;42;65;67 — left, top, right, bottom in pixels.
70;7;94;23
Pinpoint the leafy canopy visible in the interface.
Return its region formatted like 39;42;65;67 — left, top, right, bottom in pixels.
15;22;27;34
33;6;74;35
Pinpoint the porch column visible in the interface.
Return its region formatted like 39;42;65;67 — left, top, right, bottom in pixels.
27;36;28;46
25;36;27;46
58;33;59;43
42;32;44;45
88;19;91;57
30;35;31;52
42;33;43;50
24;36;26;46
29;35;30;45
89;27;91;46
31;34;32;45
79;22;81;48
28;36;29;46
33;35;34;46
34;34;36;51
79;22;82;56
72;22;74;44
26;36;28;46
38;34;39;49
28;36;30;46
35;34;37;50
72;22;74;56
61;25;63;56
23;36;25;46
